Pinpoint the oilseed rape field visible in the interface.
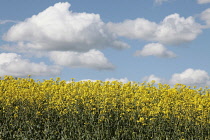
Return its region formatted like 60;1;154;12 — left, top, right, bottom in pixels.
0;76;210;139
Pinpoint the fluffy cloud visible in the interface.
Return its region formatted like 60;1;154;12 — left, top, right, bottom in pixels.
0;53;61;77
197;0;210;4
105;77;129;83
1;2;130;70
144;69;210;87
3;2;129;52
200;8;210;26
49;49;114;70
155;14;202;45
107;14;202;45
169;68;210;86
107;18;157;41
134;43;176;58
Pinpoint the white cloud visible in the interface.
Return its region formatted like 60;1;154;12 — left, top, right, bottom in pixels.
200;8;210;26
142;75;164;83
197;0;210;4
144;69;210;87
107;18;158;41
49;49;114;70
154;0;168;5
0;53;61;77
134;43;176;58
105;77;129;83
107;13;202;45
155;14;202;45
3;2;129;52
169;68;210;86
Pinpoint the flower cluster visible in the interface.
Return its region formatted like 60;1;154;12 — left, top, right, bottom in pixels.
0;76;210;139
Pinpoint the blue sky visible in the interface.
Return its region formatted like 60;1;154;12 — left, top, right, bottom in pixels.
0;0;210;87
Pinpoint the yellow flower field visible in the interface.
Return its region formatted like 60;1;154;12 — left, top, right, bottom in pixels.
0;75;210;139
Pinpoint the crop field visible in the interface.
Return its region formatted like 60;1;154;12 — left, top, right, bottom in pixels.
0;76;210;139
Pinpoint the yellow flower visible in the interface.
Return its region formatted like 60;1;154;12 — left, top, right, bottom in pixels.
137;117;145;123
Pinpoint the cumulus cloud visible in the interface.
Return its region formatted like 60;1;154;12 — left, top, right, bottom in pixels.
107;13;202;45
134;43;176;58
169;68;210;86
143;69;210;87
197;0;210;4
107;18;157;41
200;8;210;27
0;53;61;77
155;14;202;45
2;2;129;52
105;77;129;83
49;49;114;70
